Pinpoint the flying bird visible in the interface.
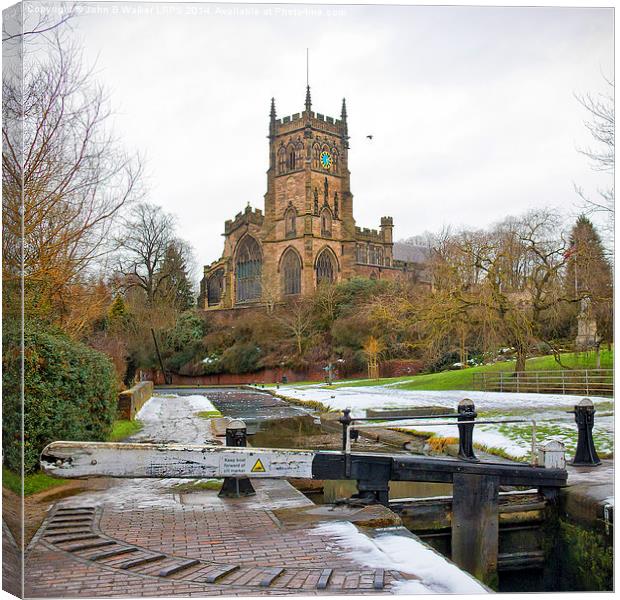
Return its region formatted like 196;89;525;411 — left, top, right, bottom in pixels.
366;135;373;140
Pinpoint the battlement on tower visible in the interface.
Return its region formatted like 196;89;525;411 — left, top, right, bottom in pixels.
275;111;343;135
224;205;264;234
355;216;395;243
355;226;383;241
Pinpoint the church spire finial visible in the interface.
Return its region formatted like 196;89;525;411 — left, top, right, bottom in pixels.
270;97;276;120
341;97;347;120
305;49;312;112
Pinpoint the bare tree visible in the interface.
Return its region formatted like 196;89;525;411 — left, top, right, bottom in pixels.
261;273;280;314
397;210;586;372
275;298;314;356
115;203;178;306
574;76;614;233
2;31;142;332
2;4;77;44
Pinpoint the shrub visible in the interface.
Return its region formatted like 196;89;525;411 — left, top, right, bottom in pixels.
220;342;261;374
3;321;118;474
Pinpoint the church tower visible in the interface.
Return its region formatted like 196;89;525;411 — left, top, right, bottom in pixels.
261;87;357;296
199;86;411;311
264;87;354;234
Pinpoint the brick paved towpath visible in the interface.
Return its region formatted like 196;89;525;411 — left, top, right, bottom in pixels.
24;390;485;597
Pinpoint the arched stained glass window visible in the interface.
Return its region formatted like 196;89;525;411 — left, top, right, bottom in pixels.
281;249;302;295
207;268;224;306
316;249;336;285
235;236;262;302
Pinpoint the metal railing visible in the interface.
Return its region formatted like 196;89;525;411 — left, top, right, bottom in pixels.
472;369;613;396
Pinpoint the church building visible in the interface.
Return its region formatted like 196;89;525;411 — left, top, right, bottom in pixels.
199;87;422;310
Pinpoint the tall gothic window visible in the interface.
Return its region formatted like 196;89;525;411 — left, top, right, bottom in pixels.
207;269;224;306
277;147;286;174
235;236;262;302
286;146;295;171
316;249;336;285
281;249;302;295
369;245;384;265
356;244;367;264
320;208;332;237
312;144;320;169
285;206;296;238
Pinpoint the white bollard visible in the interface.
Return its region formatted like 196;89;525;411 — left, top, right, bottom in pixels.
537;440;566;469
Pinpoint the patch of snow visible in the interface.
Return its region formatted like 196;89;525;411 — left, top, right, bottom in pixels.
280;385;612;459
280;385;608;414
183;394;220;414
135;395;164;421
311;522;487;594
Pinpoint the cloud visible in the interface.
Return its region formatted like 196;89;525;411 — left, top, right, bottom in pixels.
65;2;613;270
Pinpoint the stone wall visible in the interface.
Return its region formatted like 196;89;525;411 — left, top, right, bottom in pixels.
380;359;425;378
117;381;154;420
142;368;365;386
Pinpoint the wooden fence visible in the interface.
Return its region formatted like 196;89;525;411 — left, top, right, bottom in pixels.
472;369;614;397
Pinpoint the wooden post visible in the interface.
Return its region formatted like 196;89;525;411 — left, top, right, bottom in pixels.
561;370;566;394
451;473;499;588
151;328;171;385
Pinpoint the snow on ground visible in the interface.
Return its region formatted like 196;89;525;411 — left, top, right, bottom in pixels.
281;385;613;460
311;522;487;594
137;394;220;420
280;385;609;414
133;395;217;444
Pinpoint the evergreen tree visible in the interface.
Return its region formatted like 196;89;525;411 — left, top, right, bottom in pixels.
158;241;195;311
108;294;128;321
565;216;613;344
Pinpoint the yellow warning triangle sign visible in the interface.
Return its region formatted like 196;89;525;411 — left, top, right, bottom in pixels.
251;458;266;473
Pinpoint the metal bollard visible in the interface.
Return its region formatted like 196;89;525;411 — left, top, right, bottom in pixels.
339;408;352;452
569;398;601;466
457;398;478;462
218;419;256;497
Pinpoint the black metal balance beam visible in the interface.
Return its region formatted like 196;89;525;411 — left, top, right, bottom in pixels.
311;452;567;488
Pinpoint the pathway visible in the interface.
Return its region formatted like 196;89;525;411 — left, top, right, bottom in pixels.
24;391;486;597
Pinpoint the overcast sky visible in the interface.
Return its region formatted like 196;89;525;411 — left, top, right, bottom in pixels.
27;1;614;267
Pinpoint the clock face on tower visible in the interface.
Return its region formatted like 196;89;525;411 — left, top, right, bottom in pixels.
320;151;332;170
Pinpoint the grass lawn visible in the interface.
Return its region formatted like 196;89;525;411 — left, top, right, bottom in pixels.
312;349;614;391
196;409;223;419
3;466;69;496
108;419;143;441
170;479;223;492
2;419;144;496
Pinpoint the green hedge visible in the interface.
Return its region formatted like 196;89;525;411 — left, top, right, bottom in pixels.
3;322;118;474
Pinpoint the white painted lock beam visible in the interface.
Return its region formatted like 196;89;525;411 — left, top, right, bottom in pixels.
41;441;316;479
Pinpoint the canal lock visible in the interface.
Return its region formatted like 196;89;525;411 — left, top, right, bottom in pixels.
207;390;612;592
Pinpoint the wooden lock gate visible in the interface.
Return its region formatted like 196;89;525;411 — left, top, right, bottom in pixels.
41;440;567;586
